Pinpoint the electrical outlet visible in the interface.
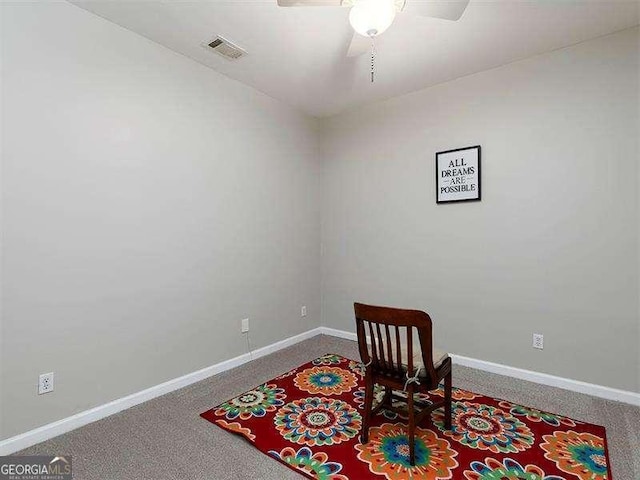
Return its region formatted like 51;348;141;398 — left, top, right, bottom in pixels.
533;333;544;350
241;318;249;333
301;306;307;317
38;372;54;394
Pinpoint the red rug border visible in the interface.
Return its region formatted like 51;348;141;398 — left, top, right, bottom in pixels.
603;428;614;480
200;352;614;479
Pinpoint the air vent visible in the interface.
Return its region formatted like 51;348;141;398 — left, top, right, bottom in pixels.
206;36;247;60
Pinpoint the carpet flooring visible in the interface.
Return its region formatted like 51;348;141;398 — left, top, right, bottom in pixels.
17;335;640;479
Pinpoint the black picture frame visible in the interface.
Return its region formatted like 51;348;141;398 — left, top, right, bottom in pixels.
436;145;481;204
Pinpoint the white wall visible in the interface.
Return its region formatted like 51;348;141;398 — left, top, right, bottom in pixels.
0;2;321;440
321;27;640;393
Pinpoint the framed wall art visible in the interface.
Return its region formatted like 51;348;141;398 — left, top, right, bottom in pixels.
436;145;481;204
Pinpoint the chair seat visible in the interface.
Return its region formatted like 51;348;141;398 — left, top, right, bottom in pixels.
400;345;448;376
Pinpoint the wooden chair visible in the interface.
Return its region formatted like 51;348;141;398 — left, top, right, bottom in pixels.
354;302;452;466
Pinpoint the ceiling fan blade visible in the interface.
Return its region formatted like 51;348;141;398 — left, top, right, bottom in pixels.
346;32;371;58
401;0;469;21
277;0;343;6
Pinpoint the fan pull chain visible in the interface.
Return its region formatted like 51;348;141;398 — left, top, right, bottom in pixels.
370;37;376;83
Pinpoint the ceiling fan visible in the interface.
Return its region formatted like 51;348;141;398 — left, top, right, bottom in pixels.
277;0;470;58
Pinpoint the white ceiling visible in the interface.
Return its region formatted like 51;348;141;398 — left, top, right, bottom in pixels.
72;0;639;118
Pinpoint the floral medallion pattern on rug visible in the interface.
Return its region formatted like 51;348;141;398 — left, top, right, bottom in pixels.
380;409;399;420
313;354;344;366
498;401;577;427
213;420;256;441
463;457;566;480
295;366;358;396
352;385;385;409
275;368;298;380
347;360;365;378
213;383;286;420
430;385;479;401
275;396;362;446
432;401;535;454
269;446;348;480
540;430;608;480
201;354;612;480
355;423;458;479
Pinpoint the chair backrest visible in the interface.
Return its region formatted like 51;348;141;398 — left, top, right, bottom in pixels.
353;302;437;385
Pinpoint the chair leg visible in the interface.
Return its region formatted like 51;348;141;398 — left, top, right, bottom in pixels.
361;376;374;443
407;386;416;466
444;370;452;430
382;386;392;409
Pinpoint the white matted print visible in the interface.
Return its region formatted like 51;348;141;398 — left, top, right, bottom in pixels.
436;146;481;203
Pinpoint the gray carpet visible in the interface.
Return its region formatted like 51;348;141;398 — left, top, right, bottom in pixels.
17;335;640;479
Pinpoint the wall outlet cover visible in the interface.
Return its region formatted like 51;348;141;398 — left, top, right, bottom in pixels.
38;372;54;395
241;318;249;333
301;306;307;317
533;333;544;350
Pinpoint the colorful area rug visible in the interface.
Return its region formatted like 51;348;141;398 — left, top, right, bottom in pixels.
200;354;612;479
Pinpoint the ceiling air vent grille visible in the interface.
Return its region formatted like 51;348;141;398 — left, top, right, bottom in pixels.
206;36;247;60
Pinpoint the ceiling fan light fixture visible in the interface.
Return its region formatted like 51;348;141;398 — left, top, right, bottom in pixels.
349;0;396;37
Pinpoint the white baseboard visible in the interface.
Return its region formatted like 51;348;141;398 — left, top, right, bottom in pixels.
319;326;357;341
449;353;640;407
0;327;323;455
318;327;640;407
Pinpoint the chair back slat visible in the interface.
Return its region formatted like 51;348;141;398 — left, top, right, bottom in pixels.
366;321;379;367
374;323;386;370
407;326;413;375
384;324;393;372
395;325;402;371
